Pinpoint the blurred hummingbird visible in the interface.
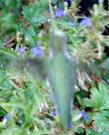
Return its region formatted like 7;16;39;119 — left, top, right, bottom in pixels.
8;29;76;128
48;29;76;128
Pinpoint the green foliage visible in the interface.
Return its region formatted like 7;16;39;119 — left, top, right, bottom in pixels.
83;83;109;134
0;77;51;134
83;83;109;110
22;1;48;25
0;0;109;134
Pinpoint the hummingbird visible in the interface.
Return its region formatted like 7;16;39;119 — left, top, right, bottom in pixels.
8;29;76;128
48;29;77;128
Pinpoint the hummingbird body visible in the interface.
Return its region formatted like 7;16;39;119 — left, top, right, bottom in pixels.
48;30;76;128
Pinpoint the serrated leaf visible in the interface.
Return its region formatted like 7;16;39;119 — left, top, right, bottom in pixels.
22;2;48;25
83;83;109;111
93;112;109;132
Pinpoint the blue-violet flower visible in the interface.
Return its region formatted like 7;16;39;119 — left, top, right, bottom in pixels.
80;17;92;27
55;8;66;17
31;46;44;58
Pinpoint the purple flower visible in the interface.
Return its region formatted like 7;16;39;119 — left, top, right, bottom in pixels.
51;110;58;117
55;8;66;18
31;46;44;58
80;17;92;27
80;111;89;121
2;112;12;125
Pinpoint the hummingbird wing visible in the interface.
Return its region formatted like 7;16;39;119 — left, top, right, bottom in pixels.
24;57;50;81
9;48;50;81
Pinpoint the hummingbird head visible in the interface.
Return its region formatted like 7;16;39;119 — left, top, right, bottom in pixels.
50;30;67;53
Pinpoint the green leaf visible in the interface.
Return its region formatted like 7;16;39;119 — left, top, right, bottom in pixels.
93;112;109;133
0;48;18;58
83;83;109;111
1;12;17;30
24;26;36;47
22;3;48;25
